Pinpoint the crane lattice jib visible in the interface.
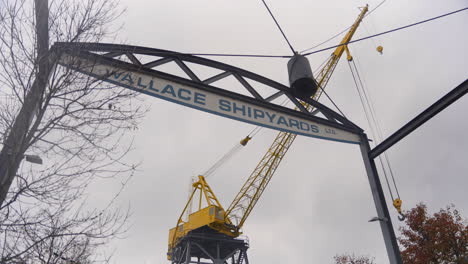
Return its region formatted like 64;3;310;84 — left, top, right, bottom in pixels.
225;5;368;229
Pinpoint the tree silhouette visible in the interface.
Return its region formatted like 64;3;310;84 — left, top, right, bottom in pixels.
398;203;467;264
333;254;376;264
0;0;144;262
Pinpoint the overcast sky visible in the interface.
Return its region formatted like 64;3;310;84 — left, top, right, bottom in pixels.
83;0;468;263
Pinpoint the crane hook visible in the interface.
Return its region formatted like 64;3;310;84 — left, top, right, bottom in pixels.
398;212;406;221
393;198;406;222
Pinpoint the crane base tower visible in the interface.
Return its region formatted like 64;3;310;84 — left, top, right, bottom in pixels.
170;229;249;264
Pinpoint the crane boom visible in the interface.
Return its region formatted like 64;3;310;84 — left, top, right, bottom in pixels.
225;5;369;229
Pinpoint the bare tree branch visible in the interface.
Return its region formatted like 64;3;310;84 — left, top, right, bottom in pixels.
0;0;145;262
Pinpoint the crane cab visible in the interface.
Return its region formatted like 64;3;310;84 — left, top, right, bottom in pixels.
168;205;239;260
287;54;318;99
169;205;221;249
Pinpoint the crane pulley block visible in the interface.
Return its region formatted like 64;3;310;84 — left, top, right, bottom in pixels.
240;136;252;146
393;198;406;221
376;46;384;54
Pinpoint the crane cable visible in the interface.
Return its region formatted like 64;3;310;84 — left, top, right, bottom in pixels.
188;138;251;217
353;57;401;199
199;0;300;180
202;57;347;179
202;94;293;179
180;6;467;58
202;95;293;179
300;0;387;54
348;59;405;221
247;55;333;137
362;19;379;51
260;0;296;54
202;96;292;179
233;53;330;153
302;7;468;57
203;143;244;178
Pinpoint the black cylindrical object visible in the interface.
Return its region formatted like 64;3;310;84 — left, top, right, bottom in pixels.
287;54;318;99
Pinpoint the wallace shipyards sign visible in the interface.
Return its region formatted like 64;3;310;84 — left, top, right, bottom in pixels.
58;53;360;144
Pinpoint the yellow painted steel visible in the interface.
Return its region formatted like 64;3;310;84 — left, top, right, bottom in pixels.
377;45;384;54
225;5;369;229
168;5;369;256
240;136;252;146
167;176;238;259
393;198;402;214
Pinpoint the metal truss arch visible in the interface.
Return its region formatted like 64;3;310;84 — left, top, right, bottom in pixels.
53;42;363;144
53;42;291;102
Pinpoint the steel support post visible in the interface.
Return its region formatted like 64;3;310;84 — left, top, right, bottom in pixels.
186;241;191;264
359;133;403;264
243;252;249;264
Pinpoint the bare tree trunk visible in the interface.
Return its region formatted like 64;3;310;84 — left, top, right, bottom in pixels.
0;0;50;207
0;0;144;262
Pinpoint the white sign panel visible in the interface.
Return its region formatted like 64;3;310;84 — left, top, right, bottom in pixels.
59;54;360;144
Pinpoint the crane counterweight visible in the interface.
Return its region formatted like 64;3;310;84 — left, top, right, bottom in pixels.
287;54;318;99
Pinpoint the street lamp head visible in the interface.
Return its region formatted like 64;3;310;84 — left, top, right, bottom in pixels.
369;216;389;222
24;154;43;165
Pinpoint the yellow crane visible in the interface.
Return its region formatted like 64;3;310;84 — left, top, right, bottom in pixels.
225;5;368;229
168;5;368;263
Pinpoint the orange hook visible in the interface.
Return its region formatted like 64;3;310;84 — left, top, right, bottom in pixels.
393;198;406;221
